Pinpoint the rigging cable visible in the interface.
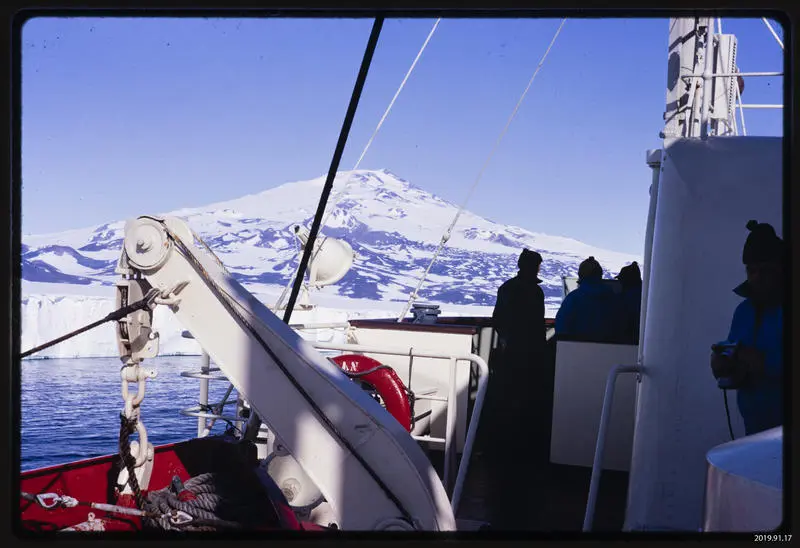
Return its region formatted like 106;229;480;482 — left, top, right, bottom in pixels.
282;18;384;325
396;18;567;322
723;389;735;441
19;290;158;359
273;18;442;311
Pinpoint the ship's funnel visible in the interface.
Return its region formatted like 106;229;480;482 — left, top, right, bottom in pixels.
293;225;355;288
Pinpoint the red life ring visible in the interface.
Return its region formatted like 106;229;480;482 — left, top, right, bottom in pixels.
331;354;412;432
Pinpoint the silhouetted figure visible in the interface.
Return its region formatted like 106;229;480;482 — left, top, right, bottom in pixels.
555;256;625;343
492;248;546;359
483;248;549;530
616;261;643;345
710;220;783;436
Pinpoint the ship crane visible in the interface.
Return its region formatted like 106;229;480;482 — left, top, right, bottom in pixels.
114;214;456;532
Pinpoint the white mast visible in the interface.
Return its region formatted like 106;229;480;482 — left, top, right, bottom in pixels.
624;17;783;531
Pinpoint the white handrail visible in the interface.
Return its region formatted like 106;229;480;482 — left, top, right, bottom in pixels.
582;364;640;532
739;104;783;109
310;341;489;513
288;322;352;330
683;71;783;78
180;335;490;512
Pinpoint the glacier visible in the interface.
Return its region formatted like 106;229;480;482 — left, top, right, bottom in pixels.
20;169;642;359
20;281;500;359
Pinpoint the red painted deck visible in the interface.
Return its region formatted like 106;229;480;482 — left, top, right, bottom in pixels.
19;436;307;533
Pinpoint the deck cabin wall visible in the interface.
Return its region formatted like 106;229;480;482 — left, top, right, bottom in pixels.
625;136;783;531
550;341;639;472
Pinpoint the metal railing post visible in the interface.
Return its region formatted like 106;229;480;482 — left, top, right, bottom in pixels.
450;354;489;515
443;357;459;494
198;352;210;437
700;21;715;140
582;364;641;532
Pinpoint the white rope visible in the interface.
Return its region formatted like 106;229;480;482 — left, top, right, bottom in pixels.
274;19;442;310
319;18;442;232
396;18;567;322
761;18;784;50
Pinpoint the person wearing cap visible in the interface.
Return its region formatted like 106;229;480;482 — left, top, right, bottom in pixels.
489;248;547;412
492;248;546;358
710;220;784;436
554;256;625;343
616;262;643;345
485;248;547;529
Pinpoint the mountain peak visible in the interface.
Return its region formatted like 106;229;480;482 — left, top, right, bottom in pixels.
22;170;642;307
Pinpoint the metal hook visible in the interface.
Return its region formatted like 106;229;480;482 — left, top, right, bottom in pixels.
35;493;62;510
168;510;194;527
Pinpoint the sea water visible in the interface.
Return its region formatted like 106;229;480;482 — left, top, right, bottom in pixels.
20;356;240;472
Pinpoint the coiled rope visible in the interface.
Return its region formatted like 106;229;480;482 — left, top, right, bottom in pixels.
396;18;568;322
119;416;269;531
142;474;264;531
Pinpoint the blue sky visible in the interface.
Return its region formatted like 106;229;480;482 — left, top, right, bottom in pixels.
21;17;783;255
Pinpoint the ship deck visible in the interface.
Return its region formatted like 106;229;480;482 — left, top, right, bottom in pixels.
430;447;629;531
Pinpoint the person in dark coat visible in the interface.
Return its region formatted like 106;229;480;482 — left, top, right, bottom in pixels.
555;256;625;343
492;248;546;359
616;261;643;345
710;220;784;436
483;248;549;529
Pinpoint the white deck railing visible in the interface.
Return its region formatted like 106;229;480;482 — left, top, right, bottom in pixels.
179;332;490;514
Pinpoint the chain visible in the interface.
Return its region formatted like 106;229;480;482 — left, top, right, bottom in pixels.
118;362;157;510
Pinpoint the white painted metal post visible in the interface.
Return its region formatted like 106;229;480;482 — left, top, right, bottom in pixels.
450;355;489;515
198;351;210;437
641;150;662;360
583;364;640;531
700;20;715;139
443;357;459;494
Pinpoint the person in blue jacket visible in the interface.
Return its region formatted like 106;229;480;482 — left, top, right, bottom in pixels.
616;261;643;344
555;256;625;343
710;220;784;436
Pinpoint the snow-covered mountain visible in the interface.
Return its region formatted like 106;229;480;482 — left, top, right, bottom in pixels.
22;169;642;309
20;169;644;358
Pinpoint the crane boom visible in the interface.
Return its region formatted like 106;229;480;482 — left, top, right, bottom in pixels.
115;215;456;531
